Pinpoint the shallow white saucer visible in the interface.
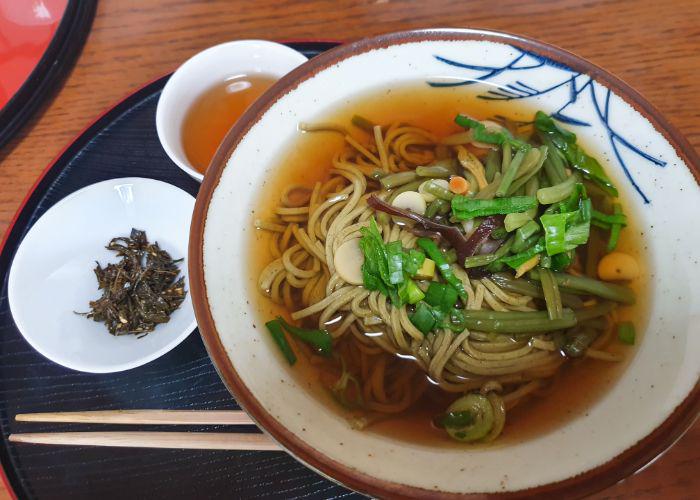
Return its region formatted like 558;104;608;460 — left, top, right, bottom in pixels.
8;177;196;373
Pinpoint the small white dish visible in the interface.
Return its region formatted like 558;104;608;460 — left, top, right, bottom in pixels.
8;177;196;373
156;40;308;182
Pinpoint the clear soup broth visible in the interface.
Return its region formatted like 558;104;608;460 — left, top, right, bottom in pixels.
249;83;648;447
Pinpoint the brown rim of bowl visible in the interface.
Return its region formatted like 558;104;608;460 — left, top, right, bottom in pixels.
189;28;700;499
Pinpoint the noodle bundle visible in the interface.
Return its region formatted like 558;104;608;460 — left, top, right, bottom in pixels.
255;111;638;443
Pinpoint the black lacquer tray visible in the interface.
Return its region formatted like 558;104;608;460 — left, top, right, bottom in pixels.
0;41;360;500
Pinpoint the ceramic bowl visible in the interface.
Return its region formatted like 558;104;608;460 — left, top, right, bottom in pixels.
189;29;700;497
156;40;308;182
9;177;196;373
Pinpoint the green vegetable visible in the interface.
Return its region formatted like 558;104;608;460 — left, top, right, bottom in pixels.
618;321;636;345
528;269;635;304
359;217;394;298
536;174;578;204
398;277;425;305
490;227;509;240
506;146;548;195
422;180;454;200
534;111;618;196
485;149;500;183
461;310;577;333
386;241;404;284
504;211;533;232
380;171;418;189
563;327;598;358
489;272;583;308
277;316;332;357
607;203;624;252
424;282;458;312
402;249;426;276
539;268;563;320
540;211;590;256
351;114;376;132
592;209;627;226
442;393;494;442
496;146;530;197
425;198;448;218
410;302;436;334
573;301;616;322
265;319;297;365
516;220;540;241
416;162;456;178
463;254;497;268
499;238;545;269
416;238;467;300
451;195;537;220
435;411;474;429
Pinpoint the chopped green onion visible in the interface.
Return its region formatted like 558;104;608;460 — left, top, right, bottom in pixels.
398;278;425;305
499;238;545;269
277;317;332;357
424;282;458;312
416;238;467;300
410;302;437;334
265;319;297;365
618;321;636;345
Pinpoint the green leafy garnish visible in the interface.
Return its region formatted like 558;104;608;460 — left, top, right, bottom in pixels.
454;114;527;150
451;196;537;220
398;277;425;305
534;111;618;197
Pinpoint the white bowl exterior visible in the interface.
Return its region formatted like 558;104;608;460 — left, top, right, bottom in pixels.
155;40;308;182
203;40;700;493
9;178;197;373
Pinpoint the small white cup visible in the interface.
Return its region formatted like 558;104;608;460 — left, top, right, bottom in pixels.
156;40;308;182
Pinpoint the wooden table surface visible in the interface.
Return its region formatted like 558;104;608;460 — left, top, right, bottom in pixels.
0;0;698;498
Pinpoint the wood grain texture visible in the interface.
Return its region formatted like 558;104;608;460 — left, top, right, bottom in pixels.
0;0;697;498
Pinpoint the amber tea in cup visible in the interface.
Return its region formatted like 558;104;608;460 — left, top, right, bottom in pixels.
181;74;277;174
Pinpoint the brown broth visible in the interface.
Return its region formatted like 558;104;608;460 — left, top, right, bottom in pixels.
182;74;277;173
248;83;649;447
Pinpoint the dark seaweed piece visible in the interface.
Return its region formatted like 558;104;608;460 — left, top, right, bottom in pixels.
81;228;186;337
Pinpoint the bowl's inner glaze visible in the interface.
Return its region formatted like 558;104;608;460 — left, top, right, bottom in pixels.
199;36;700;494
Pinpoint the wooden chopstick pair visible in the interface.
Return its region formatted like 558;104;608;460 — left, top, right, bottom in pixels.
9;410;280;451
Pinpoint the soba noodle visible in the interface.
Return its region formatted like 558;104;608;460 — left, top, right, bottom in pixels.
255;112;637;443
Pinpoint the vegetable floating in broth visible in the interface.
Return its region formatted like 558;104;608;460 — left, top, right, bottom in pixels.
182;74;277;174
253;90;643;445
81;229;186;337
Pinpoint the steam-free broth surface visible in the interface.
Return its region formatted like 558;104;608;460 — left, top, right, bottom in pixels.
182;74;277;174
249;83;647;447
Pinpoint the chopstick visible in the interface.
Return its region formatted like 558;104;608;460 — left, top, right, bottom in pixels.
9;431;279;450
10;410;280;451
15;409;255;425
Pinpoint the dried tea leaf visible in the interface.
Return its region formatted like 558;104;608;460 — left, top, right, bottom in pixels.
80;228;186;337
